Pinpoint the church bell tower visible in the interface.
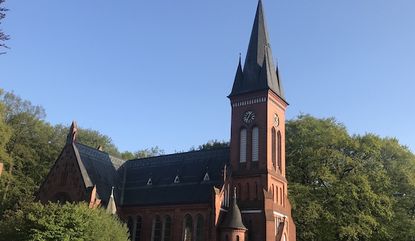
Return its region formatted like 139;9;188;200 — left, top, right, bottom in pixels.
228;1;296;240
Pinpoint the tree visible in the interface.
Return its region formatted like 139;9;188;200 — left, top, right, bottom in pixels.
286;115;415;241
0;202;129;241
0;0;9;54
193;139;229;151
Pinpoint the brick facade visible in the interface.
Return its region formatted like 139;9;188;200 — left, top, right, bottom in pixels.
38;1;297;241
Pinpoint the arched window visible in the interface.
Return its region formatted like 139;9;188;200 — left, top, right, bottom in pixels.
277;131;282;172
195;214;205;241
246;183;250;200
135;216;142;241
272;185;275;202
280;188;283;205
183;214;193;241
127;217;134;240
255;182;258;200
236;236;240;241
237;183;242;200
151;216;162;241
252;127;259;162
276;186;279;204
163;216;172;241
240;129;247;163
271;128;276;169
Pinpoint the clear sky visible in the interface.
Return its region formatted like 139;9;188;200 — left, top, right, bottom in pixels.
1;0;414;154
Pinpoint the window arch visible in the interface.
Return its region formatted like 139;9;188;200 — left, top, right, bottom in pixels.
135;216;142;241
271;128;276;169
151;215;162;241
183;214;193;241
240;128;247;163
163;216;172;241
277;131;282;172
252;126;259;162
236;236;240;241
195;214;205;241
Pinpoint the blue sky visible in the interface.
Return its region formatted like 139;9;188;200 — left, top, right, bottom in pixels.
1;0;414;153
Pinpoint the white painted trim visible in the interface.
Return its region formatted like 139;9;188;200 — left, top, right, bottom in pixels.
273;211;287;218
241;210;262;214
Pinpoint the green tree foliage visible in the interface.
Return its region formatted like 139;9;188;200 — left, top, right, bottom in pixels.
0;90;122;216
0;0;8;54
0;202;129;241
286;115;415;241
190;139;229;151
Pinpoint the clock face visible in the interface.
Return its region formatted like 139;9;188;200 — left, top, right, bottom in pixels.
242;111;256;124
274;113;280;127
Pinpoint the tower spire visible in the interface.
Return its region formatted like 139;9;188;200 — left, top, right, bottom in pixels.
229;0;285;100
66;121;78;144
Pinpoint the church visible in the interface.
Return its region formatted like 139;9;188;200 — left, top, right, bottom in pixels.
37;1;297;241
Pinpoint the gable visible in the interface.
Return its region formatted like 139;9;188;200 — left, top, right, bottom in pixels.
37;144;90;203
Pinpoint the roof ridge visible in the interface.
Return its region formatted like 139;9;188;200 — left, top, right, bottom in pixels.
76;142;125;161
127;147;230;162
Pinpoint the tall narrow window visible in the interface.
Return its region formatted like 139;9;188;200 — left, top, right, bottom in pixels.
135;216;142;241
246;183;250;200
195;214;205;241
277;131;282;172
255;182;258;200
240;129;247;163
127;217;134;240
252;127;259;162
272;185;275;203
163;216;172;241
271;128;276;169
237;183;242;200
183;214;193;241
236;236;240;241
151;216;163;241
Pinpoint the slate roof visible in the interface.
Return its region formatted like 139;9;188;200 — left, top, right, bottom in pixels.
74;143;125;203
121;148;230;206
220;191;247;230
229;0;285;101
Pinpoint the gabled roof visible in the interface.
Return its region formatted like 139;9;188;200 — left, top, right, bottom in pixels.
121;148;230;206
229;0;285;100
74;143;124;204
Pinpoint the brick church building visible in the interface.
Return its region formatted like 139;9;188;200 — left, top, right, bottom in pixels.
37;1;297;241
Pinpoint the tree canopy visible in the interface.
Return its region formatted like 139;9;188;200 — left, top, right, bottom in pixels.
286;115;415;241
0;202;129;241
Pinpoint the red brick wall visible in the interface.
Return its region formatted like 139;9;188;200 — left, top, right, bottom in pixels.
37;144;88;203
119;203;214;241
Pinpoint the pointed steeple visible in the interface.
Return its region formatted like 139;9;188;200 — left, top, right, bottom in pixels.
229;0;285;100
220;187;247;230
66;121;78;144
230;55;244;95
106;187;117;215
